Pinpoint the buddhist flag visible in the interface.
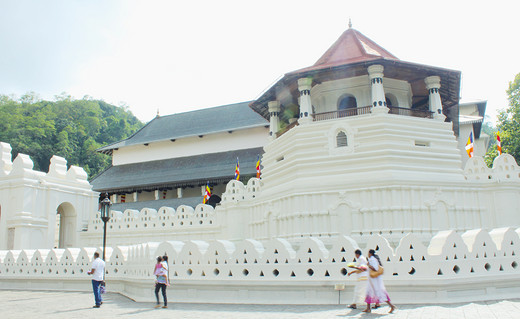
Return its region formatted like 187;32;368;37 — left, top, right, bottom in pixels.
497;131;502;155
465;132;474;158
234;157;240;181
203;182;211;204
256;155;261;178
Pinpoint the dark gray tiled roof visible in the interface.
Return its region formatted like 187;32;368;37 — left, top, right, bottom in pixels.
91;147;263;192
98;101;268;152
110;197;203;212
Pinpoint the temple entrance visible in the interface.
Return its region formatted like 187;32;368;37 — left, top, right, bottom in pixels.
56;202;76;248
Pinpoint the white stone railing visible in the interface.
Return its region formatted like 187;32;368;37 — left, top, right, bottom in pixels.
1;228;520;304
85;178;263;236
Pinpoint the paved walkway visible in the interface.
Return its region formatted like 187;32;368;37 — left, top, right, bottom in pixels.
1;290;519;319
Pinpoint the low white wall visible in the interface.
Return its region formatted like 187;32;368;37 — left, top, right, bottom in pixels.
1;228;519;305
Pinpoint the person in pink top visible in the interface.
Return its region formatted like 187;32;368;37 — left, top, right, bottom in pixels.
154;256;168;308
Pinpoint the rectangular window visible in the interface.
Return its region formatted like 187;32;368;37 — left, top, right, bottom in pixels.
415;141;430;147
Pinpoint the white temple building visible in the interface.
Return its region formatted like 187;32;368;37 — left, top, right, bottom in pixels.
80;26;519;247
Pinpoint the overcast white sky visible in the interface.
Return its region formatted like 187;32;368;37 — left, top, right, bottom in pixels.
1;0;519;124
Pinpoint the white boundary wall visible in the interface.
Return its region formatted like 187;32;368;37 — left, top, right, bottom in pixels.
0;142;97;250
1;228;519;305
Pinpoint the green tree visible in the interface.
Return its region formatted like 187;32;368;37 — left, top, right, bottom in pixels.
0;93;143;179
485;73;520;166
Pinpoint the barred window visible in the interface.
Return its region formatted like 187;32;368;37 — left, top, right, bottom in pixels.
336;131;348;147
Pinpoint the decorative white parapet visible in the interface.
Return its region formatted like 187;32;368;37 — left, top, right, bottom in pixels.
1;228;519;305
0;142;12;176
464;154;520;182
492;153;520;181
10;153;39;178
47;155;68;179
87;204;217;234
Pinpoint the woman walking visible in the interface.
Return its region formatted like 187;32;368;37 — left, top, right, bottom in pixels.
363;249;396;314
347;249;368;309
154;256;168;308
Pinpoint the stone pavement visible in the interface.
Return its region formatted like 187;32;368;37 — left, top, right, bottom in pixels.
1;290;520;319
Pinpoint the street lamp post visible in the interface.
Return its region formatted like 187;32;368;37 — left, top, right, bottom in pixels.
99;193;111;261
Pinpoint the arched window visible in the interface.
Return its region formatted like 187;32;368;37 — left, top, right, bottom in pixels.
338;95;357;117
336;131;348;147
386;93;398;114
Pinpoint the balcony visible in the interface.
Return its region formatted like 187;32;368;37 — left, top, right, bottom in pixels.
313;106;433;122
276;106;434;137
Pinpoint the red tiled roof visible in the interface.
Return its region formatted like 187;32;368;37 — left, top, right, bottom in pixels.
288;28;399;75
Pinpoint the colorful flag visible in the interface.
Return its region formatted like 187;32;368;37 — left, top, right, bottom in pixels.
234;157;240;181
203;182;211;204
256;155;261;178
120;194;126;203
497;131;502;155
465;132;474;158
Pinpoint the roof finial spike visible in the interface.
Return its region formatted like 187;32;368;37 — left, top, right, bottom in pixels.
348;18;352;29
156;108;160;117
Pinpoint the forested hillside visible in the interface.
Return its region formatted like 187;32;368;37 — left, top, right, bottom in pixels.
0;93;143;179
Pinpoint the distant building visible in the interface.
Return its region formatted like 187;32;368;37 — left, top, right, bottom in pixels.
91;101;269;210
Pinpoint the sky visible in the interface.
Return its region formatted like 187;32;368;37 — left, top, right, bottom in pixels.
1;0;519;124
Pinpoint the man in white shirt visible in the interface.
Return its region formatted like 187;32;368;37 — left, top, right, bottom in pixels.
347;249;368;309
87;252;105;308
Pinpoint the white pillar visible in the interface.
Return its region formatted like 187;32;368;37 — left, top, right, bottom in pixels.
177;187;183;198
297;78;313;123
367;64;388;114
424;76;446;121
268;101;281;139
133;192;138;202
201;185;206;196
154;190;159;200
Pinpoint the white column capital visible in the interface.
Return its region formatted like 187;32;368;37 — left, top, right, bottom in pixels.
424;76;441;90
297;77;312;91
367;64;384;79
268;101;280;112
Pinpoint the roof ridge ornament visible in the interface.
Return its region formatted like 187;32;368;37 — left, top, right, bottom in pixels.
348;18;352;29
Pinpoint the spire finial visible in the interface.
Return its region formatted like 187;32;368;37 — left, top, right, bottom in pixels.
348;18;352;29
156;108;160;117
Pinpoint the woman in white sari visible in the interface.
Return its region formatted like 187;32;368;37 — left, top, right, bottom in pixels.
347;249;368;309
363;249;396;313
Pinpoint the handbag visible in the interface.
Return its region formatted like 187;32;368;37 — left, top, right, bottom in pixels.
369;266;384;278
